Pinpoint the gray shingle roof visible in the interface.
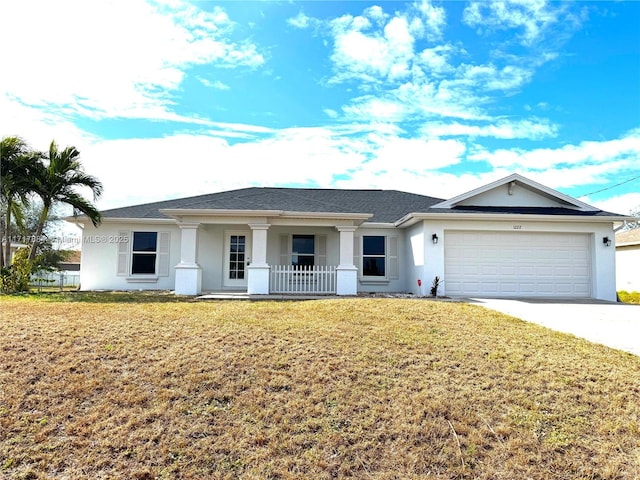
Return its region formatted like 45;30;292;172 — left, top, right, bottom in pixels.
99;187;445;223
97;187;624;224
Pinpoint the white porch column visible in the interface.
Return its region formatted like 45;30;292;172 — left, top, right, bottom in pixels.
247;223;270;295
175;223;202;295
336;226;358;295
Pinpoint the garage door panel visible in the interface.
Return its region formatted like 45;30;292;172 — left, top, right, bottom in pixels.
573;266;589;276
574;284;590;295
554;266;572;276
536;266;553;276
445;231;591;298
500;265;517;276
538;283;554;294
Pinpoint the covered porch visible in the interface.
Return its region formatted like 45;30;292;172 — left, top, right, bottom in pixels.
159;207;371;296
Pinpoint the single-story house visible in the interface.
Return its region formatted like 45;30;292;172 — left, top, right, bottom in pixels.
615;227;640;292
69;173;628;301
58;249;81;273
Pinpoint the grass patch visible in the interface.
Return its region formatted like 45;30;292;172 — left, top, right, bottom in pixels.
1;296;639;479
619;290;640;304
4;290;195;303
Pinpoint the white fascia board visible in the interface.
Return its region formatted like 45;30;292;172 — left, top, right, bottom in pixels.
359;222;398;229
432;173;599;212
395;211;633;227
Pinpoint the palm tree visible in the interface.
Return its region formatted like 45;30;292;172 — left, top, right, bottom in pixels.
0;136;41;267
29;140;103;261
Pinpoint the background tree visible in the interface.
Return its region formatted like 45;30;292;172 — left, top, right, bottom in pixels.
625;206;640;230
0;136;41;268
29;141;103;261
19;202;70;272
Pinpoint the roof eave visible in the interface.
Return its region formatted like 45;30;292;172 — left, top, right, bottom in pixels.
616;241;640;247
395;212;631;227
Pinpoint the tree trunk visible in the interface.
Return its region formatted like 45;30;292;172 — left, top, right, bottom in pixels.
28;205;49;262
3;199;13;267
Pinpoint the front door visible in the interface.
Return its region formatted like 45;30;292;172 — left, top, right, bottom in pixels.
224;231;251;289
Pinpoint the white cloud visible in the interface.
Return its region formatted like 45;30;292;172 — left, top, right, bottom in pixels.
329;13;417;84
342;98;407;122
589;193;640;216
417;45;457;76
0;0;264;121
0;95;98;150
287;11;312;29
470;130;640;172
322;2;563;125
422;118;558;140
413;0;447;41
73;127;370;210
462;0;580;47
198;78;230;90
334;169;503;201
324;109;339;119
363;136;466;172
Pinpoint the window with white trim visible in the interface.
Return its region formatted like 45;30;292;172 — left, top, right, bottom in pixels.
362;236;385;276
279;234;327;267
292;234;315;267
117;230;170;278
355;235;399;281
132;232;158;274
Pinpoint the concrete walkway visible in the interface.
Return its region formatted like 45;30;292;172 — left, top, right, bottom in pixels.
470;298;640;356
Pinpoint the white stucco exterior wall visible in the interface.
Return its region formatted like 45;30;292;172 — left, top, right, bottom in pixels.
79;222;181;291
616;246;640;292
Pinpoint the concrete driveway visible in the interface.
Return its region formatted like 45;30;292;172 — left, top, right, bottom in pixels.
469;298;640;356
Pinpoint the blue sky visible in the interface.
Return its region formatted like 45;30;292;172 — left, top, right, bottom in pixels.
2;0;639;217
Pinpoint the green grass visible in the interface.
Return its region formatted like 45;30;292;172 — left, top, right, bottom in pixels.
619;290;640;304
13;290;195;303
1;294;639;479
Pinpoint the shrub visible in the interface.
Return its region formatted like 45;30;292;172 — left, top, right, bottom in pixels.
0;248;34;294
618;290;640;304
430;275;441;296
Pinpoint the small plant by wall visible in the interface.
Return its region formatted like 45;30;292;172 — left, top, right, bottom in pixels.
430;276;441;297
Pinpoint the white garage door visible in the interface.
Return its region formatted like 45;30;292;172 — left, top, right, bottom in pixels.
445;231;592;297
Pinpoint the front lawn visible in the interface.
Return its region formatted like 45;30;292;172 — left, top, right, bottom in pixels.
1;295;639;479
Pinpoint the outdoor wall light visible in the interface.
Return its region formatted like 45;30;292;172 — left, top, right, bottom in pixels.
602;236;611;247
432;233;439;245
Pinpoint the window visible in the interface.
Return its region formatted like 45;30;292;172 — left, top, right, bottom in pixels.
292;235;314;267
117;230;169;279
362;236;385;276
132;232;157;274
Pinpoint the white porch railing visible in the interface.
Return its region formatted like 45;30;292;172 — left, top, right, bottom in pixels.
270;265;337;294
